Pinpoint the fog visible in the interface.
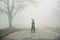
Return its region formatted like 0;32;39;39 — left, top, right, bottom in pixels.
0;0;60;29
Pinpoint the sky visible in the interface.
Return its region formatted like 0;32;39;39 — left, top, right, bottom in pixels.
0;0;60;29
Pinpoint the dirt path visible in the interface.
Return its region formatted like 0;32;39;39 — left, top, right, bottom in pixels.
3;28;59;40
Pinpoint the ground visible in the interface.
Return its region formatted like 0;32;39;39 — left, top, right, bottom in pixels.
0;27;20;39
2;27;60;40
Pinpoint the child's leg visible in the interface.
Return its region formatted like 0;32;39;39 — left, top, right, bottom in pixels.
34;28;35;33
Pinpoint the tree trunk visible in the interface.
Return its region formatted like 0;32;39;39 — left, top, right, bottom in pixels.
8;15;12;28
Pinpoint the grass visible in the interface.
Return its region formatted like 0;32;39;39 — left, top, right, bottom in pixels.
46;27;60;33
0;27;20;39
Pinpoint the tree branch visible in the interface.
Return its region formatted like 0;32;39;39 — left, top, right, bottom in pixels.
0;1;7;9
12;7;20;18
10;0;14;17
6;0;10;15
0;7;8;14
12;4;28;18
3;0;7;5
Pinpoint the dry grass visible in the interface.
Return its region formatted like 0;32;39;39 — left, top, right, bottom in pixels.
0;27;20;39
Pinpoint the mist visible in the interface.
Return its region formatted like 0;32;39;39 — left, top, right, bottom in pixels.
0;0;60;29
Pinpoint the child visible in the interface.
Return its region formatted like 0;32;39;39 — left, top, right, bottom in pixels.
31;19;35;33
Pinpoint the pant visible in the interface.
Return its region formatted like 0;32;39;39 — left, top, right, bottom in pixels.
31;27;35;33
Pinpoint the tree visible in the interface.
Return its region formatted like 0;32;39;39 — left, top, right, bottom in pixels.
53;0;60;28
0;0;38;27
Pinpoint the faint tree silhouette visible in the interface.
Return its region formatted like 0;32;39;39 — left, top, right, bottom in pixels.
52;0;60;28
0;0;38;27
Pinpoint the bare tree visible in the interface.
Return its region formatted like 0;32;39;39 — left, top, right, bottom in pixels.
0;0;38;27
